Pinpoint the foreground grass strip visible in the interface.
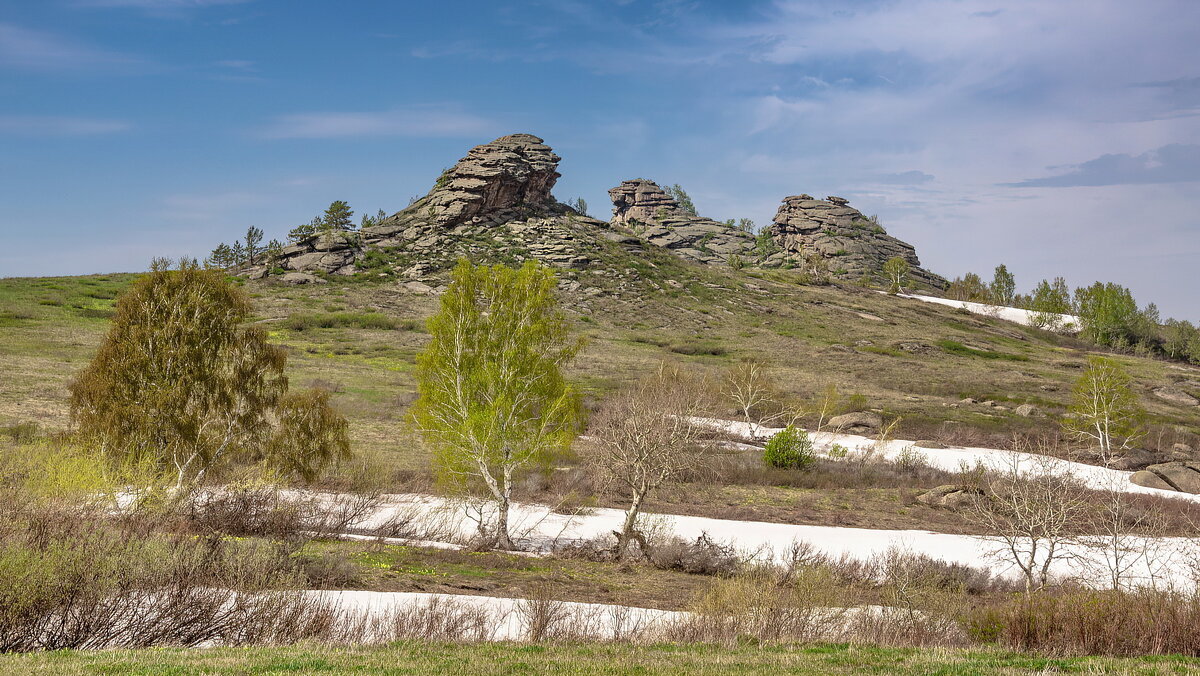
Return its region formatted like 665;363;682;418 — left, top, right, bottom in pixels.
5;641;1200;675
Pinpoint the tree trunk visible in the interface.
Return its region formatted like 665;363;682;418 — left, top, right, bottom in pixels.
615;491;647;559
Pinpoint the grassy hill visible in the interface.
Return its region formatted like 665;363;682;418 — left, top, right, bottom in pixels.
3;261;1199;533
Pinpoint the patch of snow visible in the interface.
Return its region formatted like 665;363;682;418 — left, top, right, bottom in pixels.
896;293;1078;332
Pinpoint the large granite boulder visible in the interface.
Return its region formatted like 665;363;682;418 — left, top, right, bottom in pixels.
1130;461;1200;493
828;411;883;433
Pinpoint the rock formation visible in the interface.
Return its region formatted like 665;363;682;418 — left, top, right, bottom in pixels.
260;134;618;279
606;180;944;287
1131;461;1200;494
608;179;760;266
249;134;946;292
766;195;946;288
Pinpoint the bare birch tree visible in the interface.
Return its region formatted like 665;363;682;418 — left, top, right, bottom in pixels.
722;360;778;440
964;447;1090;593
587;365;714;558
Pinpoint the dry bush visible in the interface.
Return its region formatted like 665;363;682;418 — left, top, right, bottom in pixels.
374;596;497;642
647;533;742;576
182;485;381;541
665;566;850;646
966;589;1200;657
692;451;959;490
0;503;340;652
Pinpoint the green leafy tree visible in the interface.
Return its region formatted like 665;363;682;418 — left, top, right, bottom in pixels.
1027;277;1074;331
667;184;697;216
1074;282;1147;348
1061;356;1146;465
763;426;815;470
990;264;1016;306
413;260;581;550
883;256;910;294
736;218;755;233
321;200;355;233
947;272;990;302
68;258;350;490
243;226;264;265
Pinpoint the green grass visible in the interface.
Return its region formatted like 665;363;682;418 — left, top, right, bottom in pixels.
937;339;1029;362
281;311;410;332
3;641;1197;675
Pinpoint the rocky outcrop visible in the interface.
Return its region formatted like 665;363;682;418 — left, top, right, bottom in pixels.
608;179;761;266
766;195;946;288
260;134;615;279
248;134;946;290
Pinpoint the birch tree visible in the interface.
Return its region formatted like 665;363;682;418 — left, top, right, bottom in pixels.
587;365;713;558
1061;356;1146;466
964;449;1090;594
414;260;581;550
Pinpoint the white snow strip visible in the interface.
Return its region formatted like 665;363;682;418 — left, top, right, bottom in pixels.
303;590;682;641
895;293;1079;331
693;417;1199;503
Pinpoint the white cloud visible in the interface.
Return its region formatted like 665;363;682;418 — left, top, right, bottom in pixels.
258;106;498;140
0;116;130;135
0;23;139;71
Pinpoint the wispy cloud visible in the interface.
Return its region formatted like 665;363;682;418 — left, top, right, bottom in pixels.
72;0;252;8
1006;144;1200;187
258;106;498;139
0;115;130;135
0;23;139;71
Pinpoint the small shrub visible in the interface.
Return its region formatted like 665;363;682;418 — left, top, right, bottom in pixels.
764;426;815;470
827;443;849;459
649;533;740;576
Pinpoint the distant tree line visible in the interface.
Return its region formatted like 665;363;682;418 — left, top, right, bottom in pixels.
205;200;387;270
946;264;1200;364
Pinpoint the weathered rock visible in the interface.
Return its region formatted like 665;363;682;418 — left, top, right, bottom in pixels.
1014;404;1040;417
917;484;981;509
608;179;759;266
1131;462;1200;494
1153;387;1200;407
765;195;945;288
828;411;883;433
1130;470;1175;491
279;272;325;285
914;440;949;449
1110;449;1156;471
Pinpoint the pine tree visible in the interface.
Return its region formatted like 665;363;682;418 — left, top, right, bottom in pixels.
207;243;234;268
243;226;264;265
322;200;354;232
229;241;246;265
667;184;697;216
288;218;319;243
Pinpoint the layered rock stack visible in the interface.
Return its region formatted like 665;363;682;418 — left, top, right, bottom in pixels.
261;134;613;280
766;194;946;287
608;179;760;266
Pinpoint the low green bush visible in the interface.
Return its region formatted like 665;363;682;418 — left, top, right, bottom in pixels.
763;426;815;470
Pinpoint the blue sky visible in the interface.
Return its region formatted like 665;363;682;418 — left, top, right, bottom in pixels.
1;0;1198;319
